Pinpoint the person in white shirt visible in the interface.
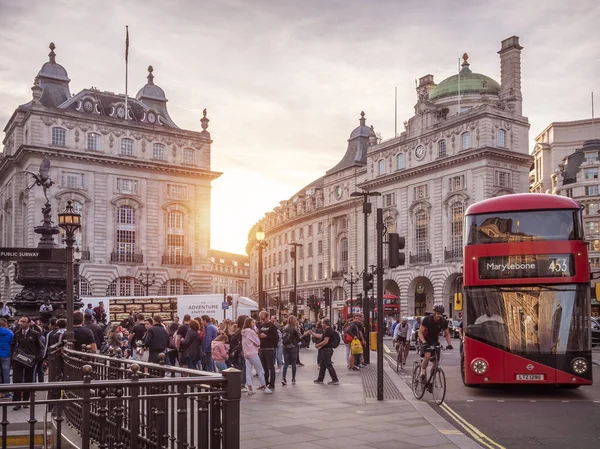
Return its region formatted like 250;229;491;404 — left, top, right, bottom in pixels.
39;300;53;313
0;302;11;320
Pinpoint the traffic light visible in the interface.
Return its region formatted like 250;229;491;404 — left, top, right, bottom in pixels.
453;293;463;311
323;287;331;306
388;233;406;268
363;272;373;291
308;295;316;310
316;300;321;309
289;290;296;305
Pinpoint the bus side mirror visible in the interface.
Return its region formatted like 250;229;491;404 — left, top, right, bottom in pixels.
454;293;463;312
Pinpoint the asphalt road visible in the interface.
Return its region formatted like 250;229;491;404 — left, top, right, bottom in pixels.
384;338;600;449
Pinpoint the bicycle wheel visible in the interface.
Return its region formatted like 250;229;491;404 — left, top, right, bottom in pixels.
432;368;446;405
412;364;426;399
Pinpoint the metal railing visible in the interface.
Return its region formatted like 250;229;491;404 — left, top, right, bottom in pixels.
161;254;192;266
111;251;144;264
80;249;91;261
409;251;432;264
444;247;462;261
331;270;346;279
0;345;241;449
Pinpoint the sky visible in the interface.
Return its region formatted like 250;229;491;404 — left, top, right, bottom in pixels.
1;0;599;255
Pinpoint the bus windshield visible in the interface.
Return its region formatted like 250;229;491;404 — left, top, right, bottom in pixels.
464;284;590;354
466;209;581;244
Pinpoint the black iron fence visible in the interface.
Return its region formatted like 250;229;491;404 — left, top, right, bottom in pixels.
161;254;193;266
409;251;432;264
0;345;241;449
111;251;144;264
444;247;462;261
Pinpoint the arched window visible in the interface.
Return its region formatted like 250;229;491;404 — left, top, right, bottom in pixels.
106;276;145;296
121;138;134;156
340;237;349;273
396;153;405;170
438;140;447;158
78;276;94;297
87;133;103;151
158;279;194;296
115;205;137;262
415;210;429;256
462;132;471;150
378;159;386;175
52;127;66;146
153;143;166;161
497;129;506;148
450;203;464;251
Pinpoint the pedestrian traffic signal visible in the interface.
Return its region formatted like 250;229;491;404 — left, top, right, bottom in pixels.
454;293;463;311
388;232;406;268
363;272;373;291
323;287;332;306
316;300;321;309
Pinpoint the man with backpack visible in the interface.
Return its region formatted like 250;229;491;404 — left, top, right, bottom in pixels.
313;318;340;385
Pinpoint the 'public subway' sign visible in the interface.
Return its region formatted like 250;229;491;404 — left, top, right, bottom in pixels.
478;254;575;279
0;247;70;262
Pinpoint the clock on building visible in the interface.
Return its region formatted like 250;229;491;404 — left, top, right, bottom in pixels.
83;100;93;113
117;106;125;118
414;145;425;160
147;112;156;124
335;185;343;199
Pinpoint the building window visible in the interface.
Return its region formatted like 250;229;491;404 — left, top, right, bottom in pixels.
116;205;136;256
106;276;144;297
78;276;93;297
299;266;304;283
116;178;138;195
168;184;187;199
339;217;347;229
462;132;471;150
586;152;598;163
340;237;348;273
438;140;447;158
299;228;304;238
451;203;464;251
593;239;600;251
308;225;313;236
494;171;511;188
278;235;282;246
449;175;465;192
183;148;195;164
318;240;323;254
415;210;429;255
153;143;166;160
318;263;323;280
586;186;600;196
308;264;313;281
299;246;304;258
291;230;295;241
284;249;288;262
158;279;193;295
308;242;313;257
121;138;134;156
589;222;600;234
87;133;102;151
397;153;406;169
497;129;506;148
564;188;573;198
61;172;85;189
584;168;599;180
586;203;599;215
414;184;429;199
378;159;386;175
318;222;323;233
52;127;66;146
383;193;395;207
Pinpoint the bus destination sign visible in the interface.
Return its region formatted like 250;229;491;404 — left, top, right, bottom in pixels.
479;254;575;280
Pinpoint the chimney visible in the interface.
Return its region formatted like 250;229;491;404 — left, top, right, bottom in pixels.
417;74;435;101
498;36;523;115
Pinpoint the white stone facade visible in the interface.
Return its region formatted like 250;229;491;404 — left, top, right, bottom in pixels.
0;44;221;301
248;36;532;319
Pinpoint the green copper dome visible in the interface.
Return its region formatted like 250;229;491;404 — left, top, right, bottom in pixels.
429;55;500;101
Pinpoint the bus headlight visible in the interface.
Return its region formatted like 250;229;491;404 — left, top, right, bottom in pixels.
571;358;588;375
471;358;488;375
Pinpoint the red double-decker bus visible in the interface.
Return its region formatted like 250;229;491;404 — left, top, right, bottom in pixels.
461;193;593;388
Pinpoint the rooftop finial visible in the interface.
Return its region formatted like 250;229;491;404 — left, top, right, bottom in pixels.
49;42;56;63
201;109;209;131
360;111;366;126
147;65;154;85
460;53;471;74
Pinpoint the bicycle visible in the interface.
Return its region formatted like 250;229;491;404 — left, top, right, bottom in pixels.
411;344;446;405
395;338;409;372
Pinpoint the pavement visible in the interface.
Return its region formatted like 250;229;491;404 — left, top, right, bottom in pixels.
240;344;482;449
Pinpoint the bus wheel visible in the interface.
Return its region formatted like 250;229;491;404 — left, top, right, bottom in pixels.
461;354;475;388
560;384;581;390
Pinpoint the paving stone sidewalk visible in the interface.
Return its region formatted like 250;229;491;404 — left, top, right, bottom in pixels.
240;346;482;449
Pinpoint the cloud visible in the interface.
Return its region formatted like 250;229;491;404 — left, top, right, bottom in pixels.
1;0;600;254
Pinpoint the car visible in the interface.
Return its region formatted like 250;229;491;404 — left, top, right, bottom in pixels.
592;317;600;348
449;320;461;338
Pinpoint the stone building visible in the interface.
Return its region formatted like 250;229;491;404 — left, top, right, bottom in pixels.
0;43;221;301
209;250;250;297
247;36;532;318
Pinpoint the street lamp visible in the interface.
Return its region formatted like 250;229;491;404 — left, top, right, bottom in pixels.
350;188;381;364
343;267;359;312
256;227;268;311
58;200;82;342
138;266;156;296
275;271;283;322
289;242;303;317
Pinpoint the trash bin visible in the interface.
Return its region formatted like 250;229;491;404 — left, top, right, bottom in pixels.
370;332;377;351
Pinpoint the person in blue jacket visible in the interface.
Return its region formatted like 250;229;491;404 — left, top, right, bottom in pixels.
201;316;218;372
0;319;14;398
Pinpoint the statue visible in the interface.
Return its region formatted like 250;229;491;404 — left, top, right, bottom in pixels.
22;158;54;203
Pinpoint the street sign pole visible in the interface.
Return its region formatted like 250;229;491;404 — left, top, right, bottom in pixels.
376;208;384;401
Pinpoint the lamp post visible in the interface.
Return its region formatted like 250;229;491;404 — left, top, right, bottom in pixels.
289;242;303;317
350;189;380;365
275;271;283;322
58;200;82;342
343;268;359;313
138;266;156;296
256;227;267;311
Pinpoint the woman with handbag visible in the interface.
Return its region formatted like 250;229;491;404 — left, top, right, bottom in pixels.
11;316;43;410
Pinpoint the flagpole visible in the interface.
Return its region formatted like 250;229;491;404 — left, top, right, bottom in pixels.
125;26;129;120
394;86;397;137
592;92;595;139
457;57;461;114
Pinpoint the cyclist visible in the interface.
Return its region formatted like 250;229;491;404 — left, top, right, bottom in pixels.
418;305;453;382
393;317;410;363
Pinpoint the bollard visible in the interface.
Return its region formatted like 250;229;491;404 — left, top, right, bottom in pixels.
370;331;377;351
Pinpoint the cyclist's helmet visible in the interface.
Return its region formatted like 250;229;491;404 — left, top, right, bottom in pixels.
433;305;445;314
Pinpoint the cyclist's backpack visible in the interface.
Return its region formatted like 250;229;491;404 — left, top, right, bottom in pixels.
331;330;341;349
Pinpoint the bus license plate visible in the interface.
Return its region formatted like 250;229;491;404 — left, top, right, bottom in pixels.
516;374;545;381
